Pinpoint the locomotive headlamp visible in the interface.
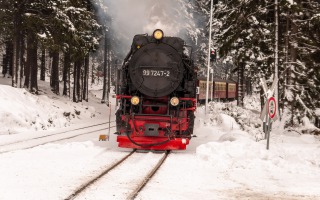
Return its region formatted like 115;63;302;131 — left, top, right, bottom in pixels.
153;29;164;40
170;97;179;106
131;96;140;105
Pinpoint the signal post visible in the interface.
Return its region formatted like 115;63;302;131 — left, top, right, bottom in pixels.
260;77;278;150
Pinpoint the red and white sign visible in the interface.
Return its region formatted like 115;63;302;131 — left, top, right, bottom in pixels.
268;97;277;119
259;77;279;121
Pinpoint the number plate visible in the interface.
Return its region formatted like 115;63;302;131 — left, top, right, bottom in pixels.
142;69;170;77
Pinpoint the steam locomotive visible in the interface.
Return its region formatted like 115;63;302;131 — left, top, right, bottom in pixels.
115;29;197;150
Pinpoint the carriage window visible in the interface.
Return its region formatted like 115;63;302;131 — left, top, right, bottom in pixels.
215;82;226;91
229;84;235;92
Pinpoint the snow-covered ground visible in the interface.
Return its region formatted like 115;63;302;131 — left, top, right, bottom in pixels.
0;77;320;200
0;78;102;135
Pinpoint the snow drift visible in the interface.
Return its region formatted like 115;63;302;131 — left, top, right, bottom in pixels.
0;85;96;134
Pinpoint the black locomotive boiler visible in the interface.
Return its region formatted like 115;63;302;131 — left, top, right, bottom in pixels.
115;29;197;150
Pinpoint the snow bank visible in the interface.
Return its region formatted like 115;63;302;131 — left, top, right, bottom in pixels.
196;111;320;196
0;85;96;134
206;100;263;140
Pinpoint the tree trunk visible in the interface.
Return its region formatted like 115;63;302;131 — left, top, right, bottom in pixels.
40;49;46;81
73;61;78;102
83;53;89;102
282;13;290;114
29;33;38;94
24;35;31;88
51;51;60;94
8;42;13;77
4;40;14;78
63;51;70;96
77;59;82;102
68;62;71;98
289;18;298;126
73;59;82;102
260;85;265;112
12;5;20;87
2;54;6;77
49;51;52;87
101;31;107;103
237;62;244;107
12;31;18;87
91;58;95;84
2;40;11;77
20;31;25;88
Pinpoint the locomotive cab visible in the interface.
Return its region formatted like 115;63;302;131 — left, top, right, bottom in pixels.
115;29;197;150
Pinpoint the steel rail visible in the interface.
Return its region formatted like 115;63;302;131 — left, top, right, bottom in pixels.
0;121;115;147
0;125;116;154
64;149;137;200
127;150;171;200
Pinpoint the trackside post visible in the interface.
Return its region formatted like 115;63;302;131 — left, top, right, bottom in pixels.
260;77;278;150
99;101;111;141
108;101;111;141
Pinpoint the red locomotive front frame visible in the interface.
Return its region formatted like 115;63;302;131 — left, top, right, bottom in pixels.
116;95;196;150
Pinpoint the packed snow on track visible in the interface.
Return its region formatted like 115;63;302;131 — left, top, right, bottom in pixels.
0;79;320;200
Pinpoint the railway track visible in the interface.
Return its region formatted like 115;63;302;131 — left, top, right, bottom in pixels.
0;121;115;154
128;150;170;200
66;150;171;200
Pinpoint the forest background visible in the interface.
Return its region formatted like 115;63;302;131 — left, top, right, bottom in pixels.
0;0;319;131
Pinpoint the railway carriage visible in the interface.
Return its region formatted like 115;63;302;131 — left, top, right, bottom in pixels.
197;77;237;103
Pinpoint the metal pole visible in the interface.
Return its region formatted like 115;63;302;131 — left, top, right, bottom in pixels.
106;36;110;106
108;101;111;141
267;116;271;150
205;0;213;114
210;68;213;101
275;0;279;115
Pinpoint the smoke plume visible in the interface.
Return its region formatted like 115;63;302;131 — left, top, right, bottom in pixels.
103;0;198;56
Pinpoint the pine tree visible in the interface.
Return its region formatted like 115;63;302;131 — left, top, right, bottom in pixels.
281;0;320;126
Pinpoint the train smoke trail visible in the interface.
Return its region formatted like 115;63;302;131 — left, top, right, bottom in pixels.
102;0;198;55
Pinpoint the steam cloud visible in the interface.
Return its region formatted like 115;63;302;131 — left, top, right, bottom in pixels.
103;0;197;55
